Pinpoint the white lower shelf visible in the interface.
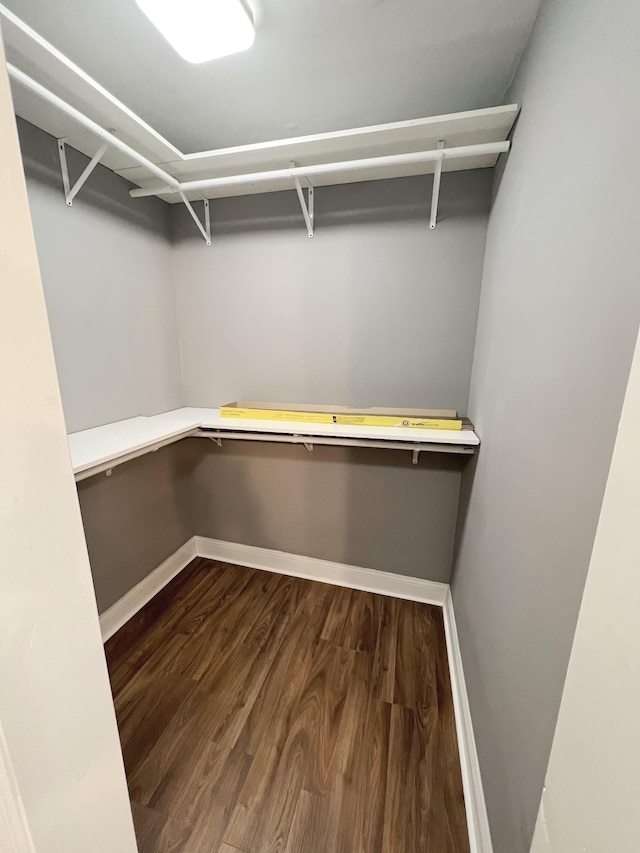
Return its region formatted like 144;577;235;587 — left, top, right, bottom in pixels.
68;407;480;481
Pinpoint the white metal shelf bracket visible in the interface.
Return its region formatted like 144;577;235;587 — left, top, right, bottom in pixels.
179;191;211;245
430;140;445;229
291;162;314;237
57;138;109;206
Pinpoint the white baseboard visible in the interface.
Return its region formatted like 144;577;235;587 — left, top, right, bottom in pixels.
443;589;493;853
195;536;448;606
99;537;197;641
100;536;490;853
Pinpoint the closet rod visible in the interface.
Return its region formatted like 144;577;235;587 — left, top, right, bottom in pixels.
6;63;180;190
193;430;476;456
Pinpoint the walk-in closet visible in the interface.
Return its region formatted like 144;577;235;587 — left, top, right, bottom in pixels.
1;1;639;852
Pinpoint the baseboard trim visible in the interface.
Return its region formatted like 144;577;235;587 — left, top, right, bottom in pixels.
100;536;490;852
99;537;197;642
443;589;493;853
195;536;448;606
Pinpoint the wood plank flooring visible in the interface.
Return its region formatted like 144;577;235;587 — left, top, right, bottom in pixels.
105;557;469;853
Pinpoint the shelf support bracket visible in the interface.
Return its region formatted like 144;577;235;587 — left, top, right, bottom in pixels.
429;139;445;230
412;449;420;465
179;191;211;245
293;434;315;453
209;436;222;447
58;139;109;207
290;161;314;238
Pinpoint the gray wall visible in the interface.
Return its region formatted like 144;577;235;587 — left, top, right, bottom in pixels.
82;433;465;615
172;171;492;416
189;440;465;582
169;173;490;583
451;0;640;851
18;118;184;433
77;442;194;613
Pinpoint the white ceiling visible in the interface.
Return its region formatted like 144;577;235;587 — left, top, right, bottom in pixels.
2;0;541;152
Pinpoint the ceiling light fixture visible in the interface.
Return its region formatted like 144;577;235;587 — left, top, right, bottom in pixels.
136;0;255;64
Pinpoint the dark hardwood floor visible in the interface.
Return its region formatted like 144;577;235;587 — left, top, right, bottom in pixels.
105;557;470;853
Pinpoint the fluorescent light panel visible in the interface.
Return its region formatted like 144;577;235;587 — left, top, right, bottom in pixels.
136;0;255;63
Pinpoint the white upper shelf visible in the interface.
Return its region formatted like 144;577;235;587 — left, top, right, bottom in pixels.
1;4;518;205
115;105;517;201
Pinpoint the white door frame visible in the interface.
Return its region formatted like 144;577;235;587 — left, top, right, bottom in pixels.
0;27;138;853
